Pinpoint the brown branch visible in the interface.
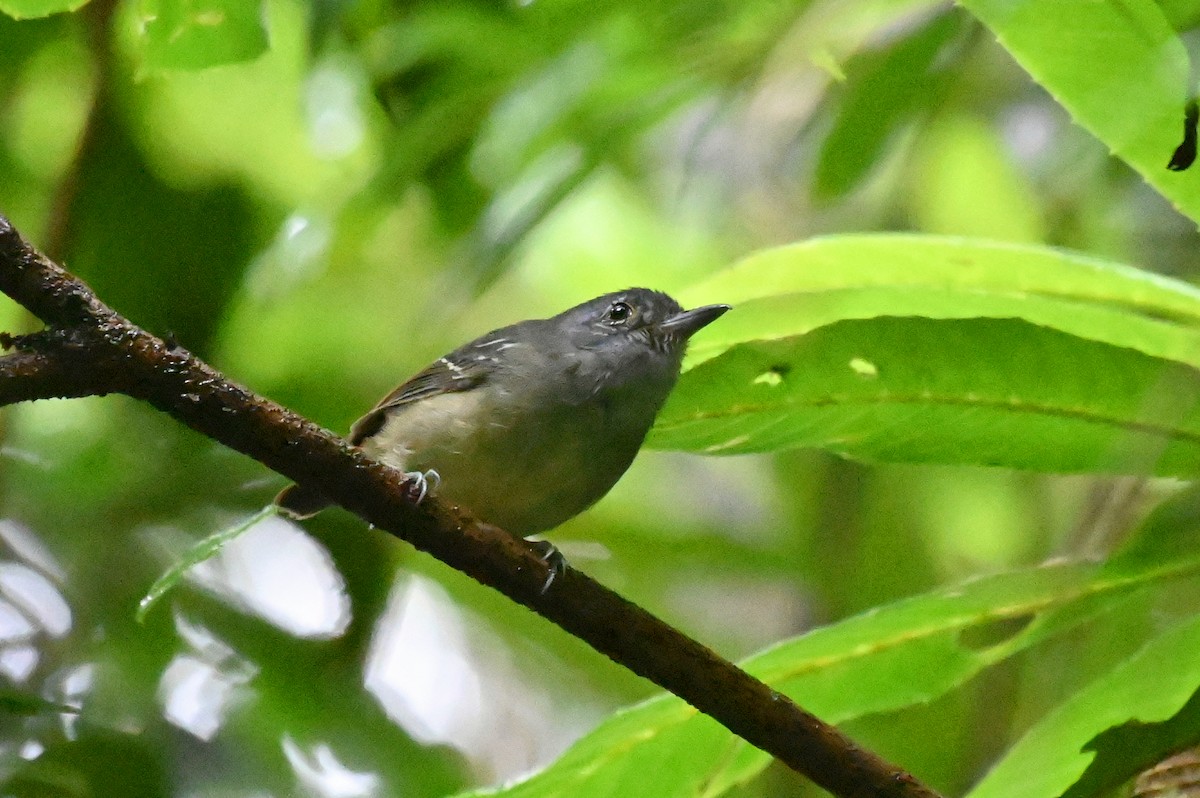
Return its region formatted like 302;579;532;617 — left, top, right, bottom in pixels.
0;341;127;404
0;213;942;798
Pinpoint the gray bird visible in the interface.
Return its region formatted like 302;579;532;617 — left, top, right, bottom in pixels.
276;288;730;536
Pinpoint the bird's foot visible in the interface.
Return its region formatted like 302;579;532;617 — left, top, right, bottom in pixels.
527;539;568;594
403;469;441;504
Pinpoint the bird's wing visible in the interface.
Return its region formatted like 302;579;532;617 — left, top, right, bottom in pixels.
348;335;506;445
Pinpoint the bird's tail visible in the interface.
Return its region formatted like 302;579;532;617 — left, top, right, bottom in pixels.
274;484;331;519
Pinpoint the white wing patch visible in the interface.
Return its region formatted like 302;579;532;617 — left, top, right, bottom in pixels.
439;357;470;380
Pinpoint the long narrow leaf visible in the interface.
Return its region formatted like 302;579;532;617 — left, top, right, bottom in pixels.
454;552;1200;798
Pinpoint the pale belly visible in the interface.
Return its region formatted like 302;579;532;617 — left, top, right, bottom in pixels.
360;388;654;535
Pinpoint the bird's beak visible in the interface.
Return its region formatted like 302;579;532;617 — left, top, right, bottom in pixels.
660;303;732;339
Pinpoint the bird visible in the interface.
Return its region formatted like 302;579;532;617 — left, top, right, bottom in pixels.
275;288;730;539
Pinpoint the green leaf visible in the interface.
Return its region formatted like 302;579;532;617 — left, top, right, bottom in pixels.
0;0;88;19
956;0;1200;224
1;732;170;798
0;689;80;716
814;10;964;200
657;236;1200;473
653;316;1200;474
683;284;1200;372
680;235;1200;334
678;235;1200;370
967;614;1200;798
1106;482;1200;574
1061;686;1200;798
136;505;276;622
454;551;1200;798
139;0;268;72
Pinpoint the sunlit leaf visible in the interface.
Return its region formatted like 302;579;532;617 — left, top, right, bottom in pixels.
657;236;1200;474
455;550;1200;798
680;235;1200;336
678;235;1200;371
1061;686;1200;798
957;0;1200;224
139;0;268;72
654;316;1200;474
0;0;88;19
968;614;1200;798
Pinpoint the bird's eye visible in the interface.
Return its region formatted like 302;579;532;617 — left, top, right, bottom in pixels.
606;302;633;323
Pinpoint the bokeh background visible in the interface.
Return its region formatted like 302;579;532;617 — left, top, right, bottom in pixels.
0;0;1199;795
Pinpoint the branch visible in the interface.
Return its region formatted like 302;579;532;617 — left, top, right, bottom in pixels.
0;213;943;798
0;331;131;404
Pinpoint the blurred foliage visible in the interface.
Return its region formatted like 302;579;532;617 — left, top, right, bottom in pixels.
2;0;1200;797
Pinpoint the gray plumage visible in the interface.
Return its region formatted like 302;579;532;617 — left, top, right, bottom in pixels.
276;288;729;535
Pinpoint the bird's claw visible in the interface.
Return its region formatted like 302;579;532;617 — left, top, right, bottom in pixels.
527;539;568;594
403;469;441;504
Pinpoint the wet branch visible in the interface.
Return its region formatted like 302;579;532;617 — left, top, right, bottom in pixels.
0;213;942;798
